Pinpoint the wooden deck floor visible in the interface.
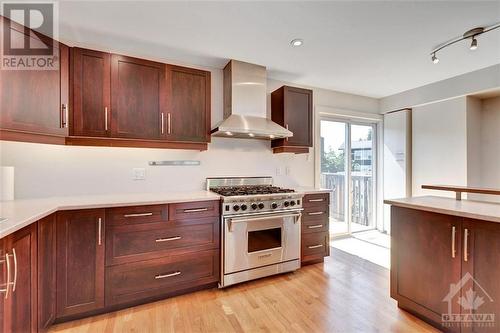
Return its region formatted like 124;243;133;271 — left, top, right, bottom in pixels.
49;248;440;333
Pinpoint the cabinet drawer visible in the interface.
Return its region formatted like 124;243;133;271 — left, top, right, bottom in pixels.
301;232;329;263
105;249;219;306
302;205;329;222
303;193;330;208
302;217;329;234
106;218;219;265
106;204;168;226
169;200;219;220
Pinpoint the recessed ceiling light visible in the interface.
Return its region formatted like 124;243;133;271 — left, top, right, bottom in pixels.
290;38;303;47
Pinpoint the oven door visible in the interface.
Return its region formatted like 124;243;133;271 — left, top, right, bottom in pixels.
223;211;301;274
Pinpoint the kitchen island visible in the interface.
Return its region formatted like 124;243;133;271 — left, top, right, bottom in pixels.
385;195;500;333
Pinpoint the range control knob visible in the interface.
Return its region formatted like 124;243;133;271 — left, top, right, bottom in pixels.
233;205;240;211
251;203;258;210
283;201;290;207
271;202;278;209
290;200;296;206
258;203;265;209
241;204;247;211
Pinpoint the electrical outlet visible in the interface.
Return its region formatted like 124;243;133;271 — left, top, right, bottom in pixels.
275;167;282;176
133;168;146;180
285;166;291;175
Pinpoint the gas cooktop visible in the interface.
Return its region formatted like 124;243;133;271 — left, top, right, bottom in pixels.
209;185;295;197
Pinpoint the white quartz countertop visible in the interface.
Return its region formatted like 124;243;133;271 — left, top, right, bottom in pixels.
384;196;500;223
0;191;220;239
295;187;332;195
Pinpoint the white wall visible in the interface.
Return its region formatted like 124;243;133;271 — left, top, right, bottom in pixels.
412;97;468;197
478;96;500;203
0;61;378;199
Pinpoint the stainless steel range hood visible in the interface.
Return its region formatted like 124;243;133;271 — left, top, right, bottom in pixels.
211;60;293;140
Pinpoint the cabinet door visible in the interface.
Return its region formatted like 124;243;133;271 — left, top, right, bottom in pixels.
3;225;37;333
56;209;105;318
284;86;312;147
461;219;500;333
38;215;57;331
391;207;462;326
71;47;111;137
0;17;68;138
111;54;165;139
166;65;211;142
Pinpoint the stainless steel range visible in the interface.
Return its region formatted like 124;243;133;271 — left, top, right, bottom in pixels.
207;176;303;288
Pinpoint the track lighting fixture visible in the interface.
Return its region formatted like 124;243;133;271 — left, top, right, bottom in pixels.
470;37;478;50
430;22;499;63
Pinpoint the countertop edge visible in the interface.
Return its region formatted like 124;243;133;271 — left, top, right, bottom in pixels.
384;197;500;224
0;194;221;239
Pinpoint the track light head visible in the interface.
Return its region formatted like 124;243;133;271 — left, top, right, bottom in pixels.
470;37;478;50
431;53;439;64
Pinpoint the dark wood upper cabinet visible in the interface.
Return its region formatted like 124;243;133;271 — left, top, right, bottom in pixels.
3;225;38;333
70;47;111;137
110;55;165;140
56;209;105;318
271;86;313;154
166;65;211;142
0;16;69;143
461;219;500;333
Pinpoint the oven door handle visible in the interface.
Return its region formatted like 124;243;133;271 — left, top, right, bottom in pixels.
227;212;301;232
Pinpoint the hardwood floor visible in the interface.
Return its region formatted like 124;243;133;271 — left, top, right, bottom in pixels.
49;248;440;333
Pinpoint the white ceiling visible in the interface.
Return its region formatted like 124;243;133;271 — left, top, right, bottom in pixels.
58;1;500;98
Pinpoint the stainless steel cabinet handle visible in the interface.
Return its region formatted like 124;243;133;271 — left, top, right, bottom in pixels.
285;124;289;141
61;104;68;128
161;112;165;134
167;113;172;134
104;107;108;131
309;198;325;202
124;212;153;218
308;224;323;229
308;244;323;249
0;252;11;299
308;211;324;216
155;271;181;279
183;208;208;213
98;218;102;246
156;236;181;243
464;228;469;262
11;249;17;292
451;226;456;258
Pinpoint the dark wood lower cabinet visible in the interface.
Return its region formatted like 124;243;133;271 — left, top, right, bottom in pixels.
3;224;38;333
38;215;57;331
56;209;105;319
391;206;500;333
301;193;330;265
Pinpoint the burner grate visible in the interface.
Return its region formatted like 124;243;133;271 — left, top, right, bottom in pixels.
210;185;295;196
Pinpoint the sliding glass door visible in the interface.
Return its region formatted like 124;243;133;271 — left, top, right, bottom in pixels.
319;119;376;236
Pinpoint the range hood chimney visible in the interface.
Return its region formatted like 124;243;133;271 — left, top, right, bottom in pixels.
211;60;293;140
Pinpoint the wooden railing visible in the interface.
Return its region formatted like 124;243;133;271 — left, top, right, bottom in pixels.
321;173;373;226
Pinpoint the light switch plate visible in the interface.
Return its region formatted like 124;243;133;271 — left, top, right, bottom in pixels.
132;168;146;180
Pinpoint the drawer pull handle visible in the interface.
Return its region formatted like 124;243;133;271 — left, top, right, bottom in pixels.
308;224;323;229
308;211;324;216
309;198;324;202
183;208;208;213
124;212;153;218
0;252;11;299
464;228;469;262
156;236;181;243
308;244;323;249
155;271;181;279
